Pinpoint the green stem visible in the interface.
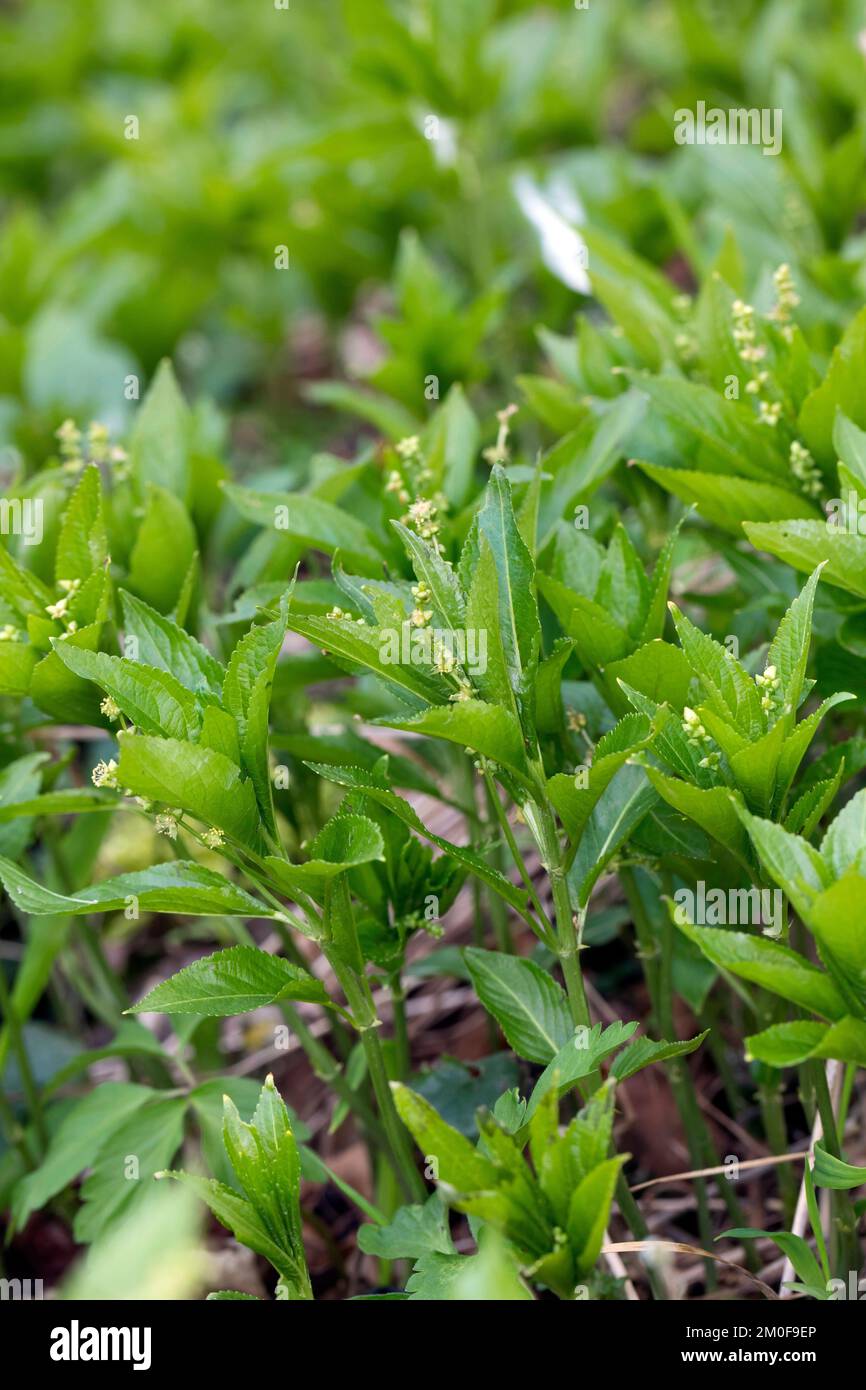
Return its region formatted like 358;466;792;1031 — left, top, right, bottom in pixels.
322;881;425;1204
811;1062;860;1277
0;963;47;1153
389;975;411;1080
484;773;552;945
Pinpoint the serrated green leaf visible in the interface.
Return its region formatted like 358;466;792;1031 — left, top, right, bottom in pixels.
463;947;572;1065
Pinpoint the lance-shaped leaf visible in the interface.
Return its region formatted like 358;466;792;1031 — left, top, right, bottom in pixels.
224;482;386;570
130;358;192;497
611;1030;709;1081
744;519;866;600
525;1020;639;1121
221;1076;304;1260
117;732;264;852
52;644;201;739
567;763;657;906
548;714;652;845
746;1017;866;1068
392;521;465;629
55;465;107;583
674;918;846;1020
283;609;448;706
378;698;530;780
0;856;276;918
635;464;817;535
391;1082;498;1192
766;566;825;731
127;945;329;1016
568;1155;627;1279
668;602;762;736
721;1228;825;1292
223;603;289;837
0;788;118;821
645;770;750;862
120;589;224;695
775;692;855;800
734;804;831;921
463;947;573;1065
264;813;384;896
812;1141;866;1191
459;464;540;683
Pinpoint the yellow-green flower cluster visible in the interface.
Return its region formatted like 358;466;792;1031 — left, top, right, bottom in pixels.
789;440;822;499
755;663;780;712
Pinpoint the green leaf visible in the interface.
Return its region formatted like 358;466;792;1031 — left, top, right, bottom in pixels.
127;485;197;614
568;764;657;906
812;1141;866;1191
669;602;761;735
304;761;530;919
10;1083;152;1233
52;644;201;739
744;520;866;600
459;464;540;683
820;790;866;878
463;536;517;712
635;464;816;535
538;575;630;664
775;694;855;799
674;919;846;1021
284;610;448;706
833;410;866;493
30;622;107;724
223;605;289;837
380;699;529;779
0;641;37;696
0;856;277;918
611;1030;709;1081
126;945;329;1016
735;804;830;920
222;1076;304;1258
117;732;264;852
224;483;386;569
159;1171;305;1289
807;873;866;1015
630;376;789;482
120;589;223;695
463;947;573;1065
392;521;465;629
0;788;118;821
766;566;825;729
264;813;384;893
568;1155;626;1279
74;1096;187;1243
721;1229;824;1292
391;1082;499;1192
605;641;694;712
548;714;651;843
799;304;866;464
54;465;107;584
525;1020;639;1121
745;1021;832;1067
130;358;191;498
358;1194;454;1259
728;718;787;815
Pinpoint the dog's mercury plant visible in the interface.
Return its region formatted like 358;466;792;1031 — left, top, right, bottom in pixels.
7;7;866;1299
